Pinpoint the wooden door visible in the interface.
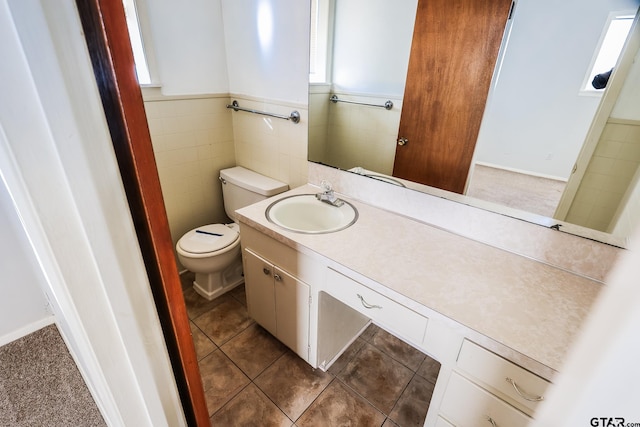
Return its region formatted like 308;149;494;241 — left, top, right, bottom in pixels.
393;0;513;194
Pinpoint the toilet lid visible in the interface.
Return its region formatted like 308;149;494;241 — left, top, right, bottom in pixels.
178;224;239;254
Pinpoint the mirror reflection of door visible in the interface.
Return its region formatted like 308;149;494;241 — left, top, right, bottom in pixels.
392;0;513;194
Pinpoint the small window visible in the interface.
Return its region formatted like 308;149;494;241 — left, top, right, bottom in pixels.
582;12;635;93
122;0;152;85
309;0;331;83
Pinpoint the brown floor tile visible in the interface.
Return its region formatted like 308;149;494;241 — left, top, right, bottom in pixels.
371;329;426;371
199;350;250;416
327;337;365;376
180;270;195;291
183;287;230;320
209;383;292;427
338;343;414;414
382;418;400;427
190;322;217;361
193;296;254;345
359;323;380;342
388;375;435;427
255;351;333;421
221;323;287;379
229;283;247;306
297;380;385;427
416;357;441;384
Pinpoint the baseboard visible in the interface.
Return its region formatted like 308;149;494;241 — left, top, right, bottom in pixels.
0;315;56;347
474;161;568;182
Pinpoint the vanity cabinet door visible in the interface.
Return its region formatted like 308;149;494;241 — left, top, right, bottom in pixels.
243;249;277;336
243;248;310;362
274;266;310;361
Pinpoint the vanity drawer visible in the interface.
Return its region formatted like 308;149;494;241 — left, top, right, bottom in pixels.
457;340;550;415
324;268;428;345
440;372;531;427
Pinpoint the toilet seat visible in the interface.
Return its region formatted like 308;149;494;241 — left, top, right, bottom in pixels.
177;224;239;255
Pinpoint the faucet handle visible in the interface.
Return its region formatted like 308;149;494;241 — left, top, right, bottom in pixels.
320;180;333;193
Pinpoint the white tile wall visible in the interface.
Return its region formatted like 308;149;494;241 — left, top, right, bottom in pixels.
143;95;236;251
326;95;401;175
231;95;308;189
308;87;329;163
310;91;402;175
566;120;640;231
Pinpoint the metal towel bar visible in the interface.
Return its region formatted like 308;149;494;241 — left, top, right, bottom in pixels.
329;94;393;110
226;100;300;124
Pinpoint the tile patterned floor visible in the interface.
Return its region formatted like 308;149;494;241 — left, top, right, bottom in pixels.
182;272;440;427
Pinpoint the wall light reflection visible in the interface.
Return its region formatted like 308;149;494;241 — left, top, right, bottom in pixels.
257;0;274;54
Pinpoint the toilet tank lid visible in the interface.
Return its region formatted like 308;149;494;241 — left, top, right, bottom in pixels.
220;166;289;196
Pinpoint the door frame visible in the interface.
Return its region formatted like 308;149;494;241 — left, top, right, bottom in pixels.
554;12;640;221
75;0;209;425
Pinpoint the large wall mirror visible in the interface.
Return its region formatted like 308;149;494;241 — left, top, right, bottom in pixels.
308;0;640;247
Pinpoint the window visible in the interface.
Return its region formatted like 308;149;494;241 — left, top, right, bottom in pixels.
582;12;635;93
122;0;152;85
309;0;332;83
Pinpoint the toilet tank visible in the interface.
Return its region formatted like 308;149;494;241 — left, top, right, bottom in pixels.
220;167;289;221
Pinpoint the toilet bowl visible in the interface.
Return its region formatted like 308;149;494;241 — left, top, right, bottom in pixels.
176;223;242;300
176;166;288;301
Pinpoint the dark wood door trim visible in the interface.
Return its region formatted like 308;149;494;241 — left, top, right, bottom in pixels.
75;1;209;425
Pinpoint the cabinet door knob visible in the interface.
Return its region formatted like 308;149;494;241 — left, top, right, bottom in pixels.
262;267;271;276
274;273;282;282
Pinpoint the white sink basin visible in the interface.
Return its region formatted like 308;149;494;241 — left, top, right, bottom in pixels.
265;194;358;234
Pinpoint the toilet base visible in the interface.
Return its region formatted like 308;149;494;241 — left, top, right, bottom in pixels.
192;258;244;301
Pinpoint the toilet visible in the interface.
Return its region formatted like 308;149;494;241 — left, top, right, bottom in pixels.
176;166;288;300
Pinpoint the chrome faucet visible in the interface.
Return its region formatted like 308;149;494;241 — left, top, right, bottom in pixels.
315;180;344;207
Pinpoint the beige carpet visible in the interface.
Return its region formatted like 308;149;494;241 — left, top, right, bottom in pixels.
466;164;566;218
0;325;105;427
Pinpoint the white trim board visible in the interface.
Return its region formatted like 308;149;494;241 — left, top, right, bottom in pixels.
473;161;569;182
0;316;55;347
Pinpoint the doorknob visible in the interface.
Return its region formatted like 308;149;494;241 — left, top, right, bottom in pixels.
397;137;408;146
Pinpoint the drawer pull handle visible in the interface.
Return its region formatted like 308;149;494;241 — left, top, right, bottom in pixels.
357;294;382;309
486;416;498;427
506;377;544;402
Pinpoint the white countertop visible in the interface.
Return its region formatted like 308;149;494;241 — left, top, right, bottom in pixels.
236;185;604;377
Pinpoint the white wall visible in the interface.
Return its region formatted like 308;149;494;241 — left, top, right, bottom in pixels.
220;0;311;187
140;0;229;95
474;0;639;179
331;0;417;96
0;166;52;345
221;0;311;104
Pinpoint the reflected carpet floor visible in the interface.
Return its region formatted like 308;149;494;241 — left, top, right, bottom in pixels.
466;164;566;218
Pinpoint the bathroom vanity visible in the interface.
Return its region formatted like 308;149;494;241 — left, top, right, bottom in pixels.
235;185;604;426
